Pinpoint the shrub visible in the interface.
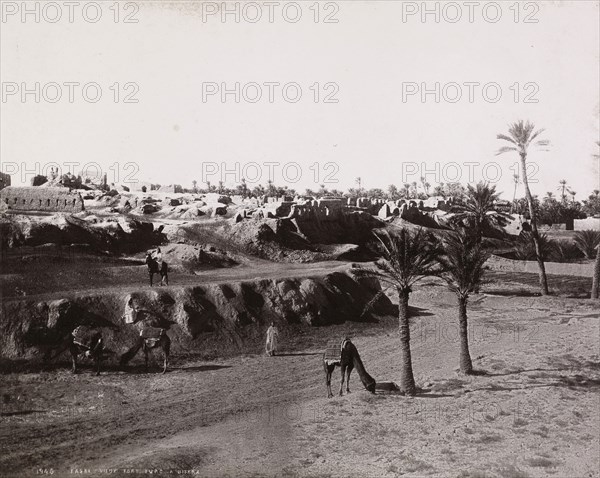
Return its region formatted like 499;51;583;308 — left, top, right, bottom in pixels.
514;232;556;261
573;230;600;259
552;241;584;263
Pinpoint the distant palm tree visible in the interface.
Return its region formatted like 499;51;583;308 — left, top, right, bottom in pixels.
403;183;411;198
558;179;568;203
511;173;520;213
452;182;506;243
497;120;550;295
569;190;577;204
437;230;490;374
355;228;442;395
192;180;198;194
544;191;554;200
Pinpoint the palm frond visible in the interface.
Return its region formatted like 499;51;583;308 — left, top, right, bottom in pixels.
496;146;518;156
496;134;517;144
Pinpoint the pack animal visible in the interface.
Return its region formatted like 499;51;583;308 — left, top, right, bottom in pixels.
145;253;169;287
323;339;376;398
51;326;104;375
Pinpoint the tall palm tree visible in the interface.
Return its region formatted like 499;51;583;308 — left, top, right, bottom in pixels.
497;120;550;295
592;244;600;299
592;142;600;299
355;228;442;395
437;230;490;374
452;182;506;243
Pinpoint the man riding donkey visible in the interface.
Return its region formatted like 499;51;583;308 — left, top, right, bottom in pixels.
145;247;169;286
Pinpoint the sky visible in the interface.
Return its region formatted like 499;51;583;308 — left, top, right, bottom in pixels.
1;0;599;200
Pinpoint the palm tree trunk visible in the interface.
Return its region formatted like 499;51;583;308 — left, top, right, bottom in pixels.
520;155;549;295
458;296;473;374
398;287;416;396
592;245;600;299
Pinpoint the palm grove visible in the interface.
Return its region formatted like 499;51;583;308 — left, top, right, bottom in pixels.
354;121;599;396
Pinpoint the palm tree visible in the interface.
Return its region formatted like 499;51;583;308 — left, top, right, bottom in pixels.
355;228;442;395
592;244;600;299
403;183;411;198
497;120;550;295
558;179;568;203
569;189;577;204
592;142;600;299
511;173;520;213
452;182;505;243
192;180;198;194
355;177;362;192
437;230;490;374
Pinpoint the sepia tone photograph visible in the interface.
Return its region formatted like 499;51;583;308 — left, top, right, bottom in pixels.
0;1;599;477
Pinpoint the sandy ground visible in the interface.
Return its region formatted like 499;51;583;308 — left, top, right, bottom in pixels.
1;276;598;478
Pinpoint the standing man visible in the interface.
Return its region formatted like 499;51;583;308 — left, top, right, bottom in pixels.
153;247;163;269
265;321;279;356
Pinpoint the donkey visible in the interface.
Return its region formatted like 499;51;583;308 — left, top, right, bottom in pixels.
51;326;104;375
120;327;170;374
145;252;168;287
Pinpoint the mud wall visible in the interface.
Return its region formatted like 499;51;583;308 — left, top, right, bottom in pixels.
0;269;394;361
1;186;84;213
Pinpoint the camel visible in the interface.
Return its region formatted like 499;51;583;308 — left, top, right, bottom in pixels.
120;327;170;374
51;326;104;375
146;252;168;287
323;339;376;398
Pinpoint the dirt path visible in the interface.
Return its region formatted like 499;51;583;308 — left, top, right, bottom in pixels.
1;285;598;478
1;260;350;303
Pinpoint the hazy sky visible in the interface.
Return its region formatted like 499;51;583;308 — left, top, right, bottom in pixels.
1;0;599;200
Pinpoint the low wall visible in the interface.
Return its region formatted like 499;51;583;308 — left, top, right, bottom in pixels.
1;186;84;213
574;217;600;231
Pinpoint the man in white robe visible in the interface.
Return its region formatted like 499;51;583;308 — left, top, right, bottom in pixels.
265;322;279;356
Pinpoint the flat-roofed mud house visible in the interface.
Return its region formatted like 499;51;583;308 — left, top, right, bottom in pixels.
0;186;84;213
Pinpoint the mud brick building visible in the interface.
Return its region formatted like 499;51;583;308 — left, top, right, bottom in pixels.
0;186;84;213
0;172;10;191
